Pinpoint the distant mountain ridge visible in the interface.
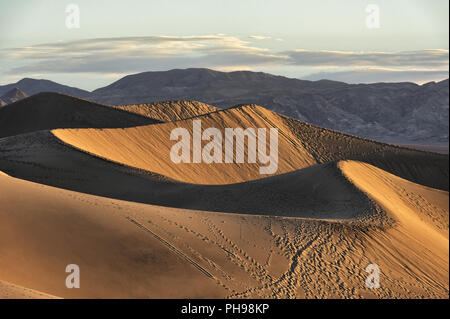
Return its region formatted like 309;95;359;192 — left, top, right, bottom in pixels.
0;78;89;98
1;69;448;144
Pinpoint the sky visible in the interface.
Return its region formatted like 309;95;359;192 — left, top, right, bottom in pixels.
0;0;448;90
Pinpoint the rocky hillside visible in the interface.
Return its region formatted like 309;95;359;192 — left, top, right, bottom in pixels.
0;88;28;106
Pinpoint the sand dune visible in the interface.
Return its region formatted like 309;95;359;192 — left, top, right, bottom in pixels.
0;96;448;299
53;104;448;189
0;171;225;298
0;92;157;138
0;161;447;298
340;161;449;238
113;100;219;122
281;114;449;191
339;161;449;297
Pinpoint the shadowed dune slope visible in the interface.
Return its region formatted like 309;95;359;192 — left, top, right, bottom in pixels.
53;104;448;189
0;92;158;138
113;100;219;122
0;161;447;298
281;115;449;190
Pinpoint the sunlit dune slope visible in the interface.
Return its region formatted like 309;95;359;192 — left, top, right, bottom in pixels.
340;160;449;237
53;104;317;184
53;104;448;189
339;161;449;297
113;100;219;122
0;92;157;138
0;280;59;299
0;161;447;298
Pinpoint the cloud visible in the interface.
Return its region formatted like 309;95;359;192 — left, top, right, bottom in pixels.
302;68;449;84
248;35;271;40
1;35;287;74
284;49;449;69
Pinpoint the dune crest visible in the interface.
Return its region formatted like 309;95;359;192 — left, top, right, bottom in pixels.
113;100;219;122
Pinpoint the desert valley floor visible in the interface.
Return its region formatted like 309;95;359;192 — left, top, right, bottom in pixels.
0;93;448;298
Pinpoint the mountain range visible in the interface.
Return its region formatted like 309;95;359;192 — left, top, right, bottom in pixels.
1;68;448;145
